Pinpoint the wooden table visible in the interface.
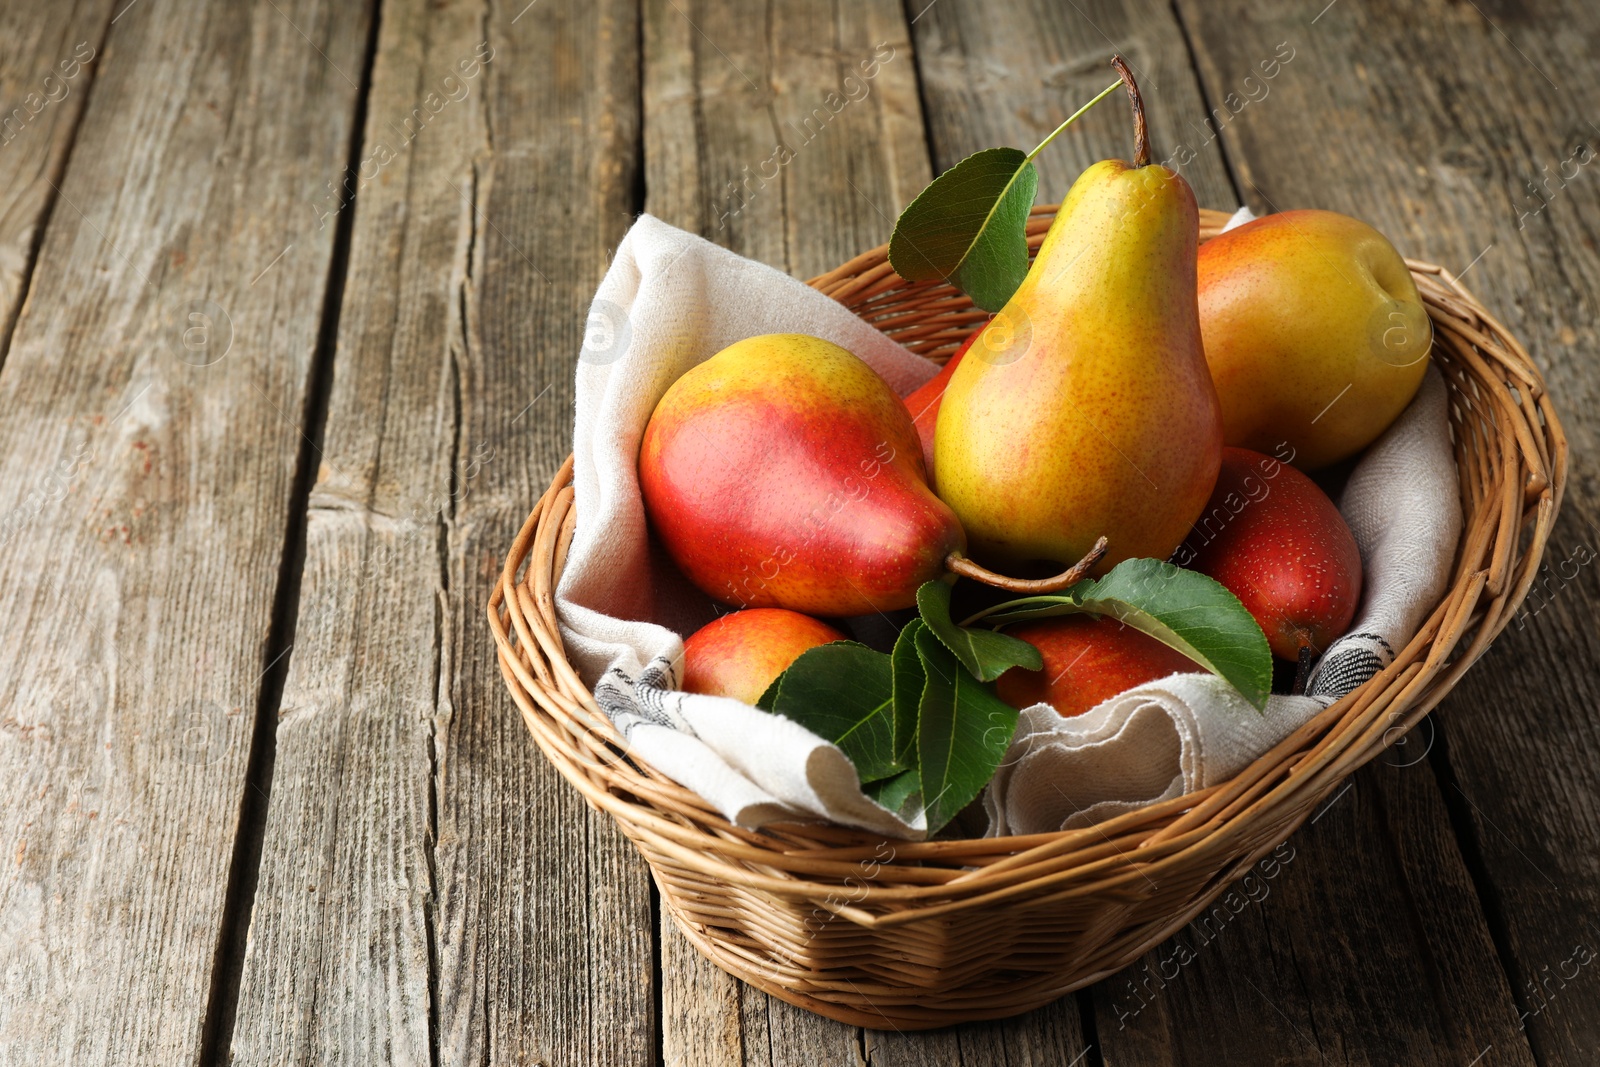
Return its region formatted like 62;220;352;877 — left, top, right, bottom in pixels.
0;0;1594;1062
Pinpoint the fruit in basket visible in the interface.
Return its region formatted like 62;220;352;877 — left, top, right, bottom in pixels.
681;608;846;705
933;97;1222;572
994;614;1199;716
1198;209;1431;470
639;334;965;616
1175;447;1362;661
903;325;983;483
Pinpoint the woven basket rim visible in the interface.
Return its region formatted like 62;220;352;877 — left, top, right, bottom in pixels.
485;202;1566;1025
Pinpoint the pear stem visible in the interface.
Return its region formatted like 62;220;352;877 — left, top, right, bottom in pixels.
1290;645;1314;696
1110;55;1150;168
944;536;1109;595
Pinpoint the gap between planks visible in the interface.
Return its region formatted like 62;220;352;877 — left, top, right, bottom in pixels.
196;0;386;1058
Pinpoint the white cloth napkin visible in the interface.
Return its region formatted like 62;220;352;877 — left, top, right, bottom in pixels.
1305;367;1463;698
555;213;1461;839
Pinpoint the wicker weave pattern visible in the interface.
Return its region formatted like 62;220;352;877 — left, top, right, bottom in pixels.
487;206;1566;1029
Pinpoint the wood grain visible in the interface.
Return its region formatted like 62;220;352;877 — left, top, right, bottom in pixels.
0;0;370;1062
644;0;931;276
225;0;479;1060
0;0;112;349
1175;1;1600;1062
235;0;657;1064
1090;758;1535;1065
864;1000;1089;1067
431;1;655;1065
908;0;1237;215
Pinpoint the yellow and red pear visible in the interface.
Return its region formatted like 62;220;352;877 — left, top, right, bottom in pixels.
934;65;1222;571
1197;209;1431;470
640;333;964;616
681;608;846;705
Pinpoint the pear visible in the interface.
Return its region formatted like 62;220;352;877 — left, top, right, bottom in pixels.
994;615;1199;717
1197;210;1430;470
1176;447;1362;661
902;324;983;485
640;334;966;616
934;65;1222;571
681;608;847;705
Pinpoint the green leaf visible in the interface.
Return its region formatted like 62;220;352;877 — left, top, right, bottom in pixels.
888;147;1039;312
866;768;921;819
917;580;1042;681
914;627;1020;835
754;672;783;712
887;77;1123;311
978;558;1274;711
890;620;927;765
764;641;904;784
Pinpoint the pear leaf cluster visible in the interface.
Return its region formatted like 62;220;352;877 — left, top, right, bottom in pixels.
758;558;1274;837
760;610;1021;836
757;641;902;783
916;580;1041;680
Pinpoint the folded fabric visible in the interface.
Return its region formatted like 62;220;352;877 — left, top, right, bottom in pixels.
555;212;1462;840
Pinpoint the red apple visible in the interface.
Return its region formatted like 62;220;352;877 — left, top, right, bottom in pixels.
681;608;847;705
994;614;1198;717
1176;447;1362;660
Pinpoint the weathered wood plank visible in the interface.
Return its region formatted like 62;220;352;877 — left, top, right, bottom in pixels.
429;2;655;1065
659;913;744;1066
909;0;1236;218
644;0;930;278
0;0;111;346
234;0;656;1064
225;0;484;1060
864;1000;1090;1067
660;909;900;1066
0;0;370;1062
1090;758;1535;1065
1176;2;1600;1062
644;0;936;1061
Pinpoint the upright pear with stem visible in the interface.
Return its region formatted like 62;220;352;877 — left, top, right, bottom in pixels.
933;58;1222;572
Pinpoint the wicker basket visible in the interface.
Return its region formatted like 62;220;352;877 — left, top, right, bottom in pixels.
487;205;1566;1029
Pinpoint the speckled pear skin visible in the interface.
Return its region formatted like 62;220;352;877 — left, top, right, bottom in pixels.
1177;447;1362;660
934;160;1223;570
994;614;1199;717
681;608;847;706
640;334;965;616
1197;209;1431;470
903;326;982;486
